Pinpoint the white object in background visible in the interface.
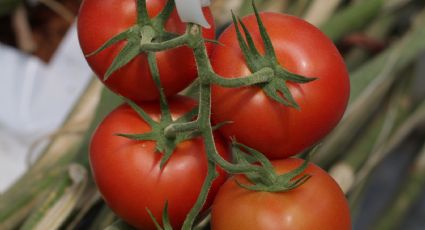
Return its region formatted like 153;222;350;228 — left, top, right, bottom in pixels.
175;0;211;28
303;0;341;26
0;23;92;193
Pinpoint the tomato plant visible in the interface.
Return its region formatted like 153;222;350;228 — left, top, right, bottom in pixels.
211;12;350;159
211;158;351;230
77;0;215;101
89;96;229;230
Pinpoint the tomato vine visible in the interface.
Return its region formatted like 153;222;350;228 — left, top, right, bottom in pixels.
79;0;351;229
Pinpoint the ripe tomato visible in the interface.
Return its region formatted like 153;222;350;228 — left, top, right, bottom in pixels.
210;13;350;158
211;158;351;230
77;0;215;101
89;96;229;230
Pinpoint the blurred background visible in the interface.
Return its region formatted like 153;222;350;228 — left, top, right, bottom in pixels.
0;0;425;229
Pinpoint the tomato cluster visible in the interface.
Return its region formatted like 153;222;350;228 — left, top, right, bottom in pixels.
78;0;351;229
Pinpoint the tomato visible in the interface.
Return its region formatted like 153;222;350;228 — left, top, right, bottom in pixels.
210;13;350;159
77;0;215;101
89;96;229;230
211;158;351;230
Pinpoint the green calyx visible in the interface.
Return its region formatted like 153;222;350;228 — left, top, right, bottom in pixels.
232;2;316;109
232;142;312;193
117;98;200;168
85;0;180;81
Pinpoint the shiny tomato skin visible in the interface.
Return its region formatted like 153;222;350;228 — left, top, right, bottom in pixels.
77;0;215;101
211;158;351;230
90;96;229;230
210;13;350;159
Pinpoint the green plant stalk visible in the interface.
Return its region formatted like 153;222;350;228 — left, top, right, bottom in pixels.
328;103;387;193
20;164;88;230
313;72;396;169
330;69;414;181
350;9;425;103
371;141;425;230
320;0;385;41
0;79;103;229
19;175;71;230
348;100;425;214
353;97;425;191
313;9;425;168
348;67;421;215
4;86;122;230
346;69;415;171
328;71;414;197
140;33;219;229
0;173;60;229
346;98;425;215
345;10;396;71
180;24;264;229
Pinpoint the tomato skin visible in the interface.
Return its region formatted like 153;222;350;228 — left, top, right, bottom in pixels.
77;0;215;101
89;96;229;230
210;13;350;159
211;158;351;230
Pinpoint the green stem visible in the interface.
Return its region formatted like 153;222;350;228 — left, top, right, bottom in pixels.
147;52;172;122
164;121;199;139
188;24;273;88
181;159;216;230
140;34;189;52
193;38;262;175
208;67;274;87
180;26;270;229
161;24;275;137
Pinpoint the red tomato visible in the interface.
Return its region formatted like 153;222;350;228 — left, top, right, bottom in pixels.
77;0;215;101
90;96;229;230
210;13;350;158
211;158;352;230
